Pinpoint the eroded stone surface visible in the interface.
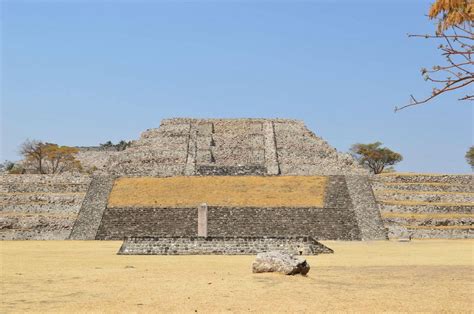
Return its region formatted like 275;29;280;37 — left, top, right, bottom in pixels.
252;251;310;275
99;118;367;176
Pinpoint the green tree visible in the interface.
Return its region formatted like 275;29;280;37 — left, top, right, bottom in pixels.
466;146;474;169
100;140;131;151
350;142;403;174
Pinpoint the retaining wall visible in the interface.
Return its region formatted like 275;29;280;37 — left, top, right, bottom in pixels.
95;206;361;240
117;236;334;255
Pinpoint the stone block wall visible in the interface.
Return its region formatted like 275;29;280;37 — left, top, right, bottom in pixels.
95;206;361;241
95;208;197;240
69;175;115;240
117;236;334;255
206;207;361;240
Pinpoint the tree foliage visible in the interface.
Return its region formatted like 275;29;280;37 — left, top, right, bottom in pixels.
100;140;132;151
466;146;474;169
350;142;403;174
397;0;473;111
20;139;82;174
429;0;473;32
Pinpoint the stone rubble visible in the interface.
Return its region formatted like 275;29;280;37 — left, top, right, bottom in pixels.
252;251;310;275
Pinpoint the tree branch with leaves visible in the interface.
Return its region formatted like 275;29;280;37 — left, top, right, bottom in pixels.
350;142;403;174
396;0;473;111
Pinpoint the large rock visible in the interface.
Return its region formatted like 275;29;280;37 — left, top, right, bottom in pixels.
252;251;310;275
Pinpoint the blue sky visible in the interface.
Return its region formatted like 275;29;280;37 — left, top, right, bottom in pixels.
1;0;472;173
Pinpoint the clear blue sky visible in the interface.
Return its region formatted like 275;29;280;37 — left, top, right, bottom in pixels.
1;0;472;173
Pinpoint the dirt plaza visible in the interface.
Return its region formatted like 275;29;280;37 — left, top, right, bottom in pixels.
1;240;472;312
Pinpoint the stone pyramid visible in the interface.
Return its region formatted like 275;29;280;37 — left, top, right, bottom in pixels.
105;118;366;176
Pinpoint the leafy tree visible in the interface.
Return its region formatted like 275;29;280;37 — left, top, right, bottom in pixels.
99;141;114;149
466;146;474;169
350;142;403;174
115;140;132;151
20;139;81;174
100;140;132;151
43;144;82;173
397;0;473;111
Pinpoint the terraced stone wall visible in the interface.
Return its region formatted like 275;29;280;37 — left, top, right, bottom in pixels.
373;174;473;239
0;174;91;240
104;118;366;176
94;175;373;241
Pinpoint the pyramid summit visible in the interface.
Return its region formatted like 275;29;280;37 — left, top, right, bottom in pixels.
98;118;367;176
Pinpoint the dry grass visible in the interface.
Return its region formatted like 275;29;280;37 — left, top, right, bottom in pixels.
108;176;327;208
381;212;474;219
1;240;473;312
380;200;474;206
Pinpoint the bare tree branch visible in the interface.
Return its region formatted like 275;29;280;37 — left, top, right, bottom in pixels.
398;21;473;111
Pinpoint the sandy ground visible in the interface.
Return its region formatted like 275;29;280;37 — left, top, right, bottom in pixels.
1;240;473;313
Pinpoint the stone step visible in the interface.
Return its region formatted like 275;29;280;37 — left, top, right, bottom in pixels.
0;203;82;213
117;236;334;255
376;174;473;185
0;192;85;205
386;225;472;239
381;212;474;219
380;203;473;214
372;182;473;193
375;190;474;203
0;212;76;240
196;165;267;176
279;163;365;176
0;183;90;193
0;229;72;240
109;163;186;177
382;216;473;228
0;174;91;185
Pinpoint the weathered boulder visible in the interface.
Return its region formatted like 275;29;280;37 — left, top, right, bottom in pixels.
252;251;310;275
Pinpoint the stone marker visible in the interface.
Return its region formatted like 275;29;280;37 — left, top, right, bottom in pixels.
252;251;310;275
198;203;208;237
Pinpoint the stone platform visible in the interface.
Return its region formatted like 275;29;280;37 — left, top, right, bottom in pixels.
117;236;334;255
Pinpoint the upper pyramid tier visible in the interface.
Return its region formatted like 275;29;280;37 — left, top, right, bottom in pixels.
105;118;367;176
